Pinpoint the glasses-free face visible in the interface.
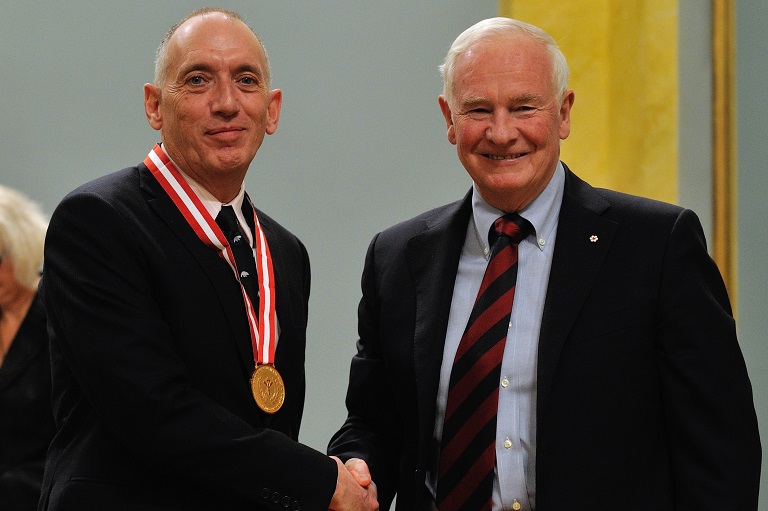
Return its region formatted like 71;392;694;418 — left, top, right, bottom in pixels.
143;13;282;202
439;35;573;212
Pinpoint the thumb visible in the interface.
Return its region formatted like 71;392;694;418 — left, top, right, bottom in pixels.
345;457;372;487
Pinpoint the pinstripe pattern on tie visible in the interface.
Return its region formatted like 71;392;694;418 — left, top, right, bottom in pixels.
436;212;531;511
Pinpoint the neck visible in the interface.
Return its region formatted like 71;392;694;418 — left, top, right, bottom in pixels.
0;285;36;321
0;285;36;362
158;144;246;204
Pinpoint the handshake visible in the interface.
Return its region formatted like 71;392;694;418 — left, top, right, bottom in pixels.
328;457;379;510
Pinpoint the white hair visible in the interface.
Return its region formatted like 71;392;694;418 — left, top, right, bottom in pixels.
439;17;569;106
0;184;48;290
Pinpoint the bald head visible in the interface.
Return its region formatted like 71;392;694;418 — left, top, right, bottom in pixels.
153;8;271;88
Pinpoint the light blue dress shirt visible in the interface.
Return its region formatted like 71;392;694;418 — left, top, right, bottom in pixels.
428;163;564;511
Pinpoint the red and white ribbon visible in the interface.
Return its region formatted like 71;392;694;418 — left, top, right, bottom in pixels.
144;144;277;365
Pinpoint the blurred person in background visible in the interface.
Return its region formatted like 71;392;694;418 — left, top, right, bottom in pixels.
0;184;54;510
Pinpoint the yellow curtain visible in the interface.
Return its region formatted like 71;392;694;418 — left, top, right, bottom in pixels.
499;0;678;203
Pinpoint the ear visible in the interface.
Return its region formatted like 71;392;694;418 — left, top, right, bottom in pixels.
265;89;283;135
438;95;457;145
558;89;575;140
144;83;163;131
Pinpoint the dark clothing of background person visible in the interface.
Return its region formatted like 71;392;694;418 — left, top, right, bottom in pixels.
0;295;55;510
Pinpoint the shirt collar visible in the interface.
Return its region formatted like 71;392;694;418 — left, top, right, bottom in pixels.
163;150;246;219
470;161;565;257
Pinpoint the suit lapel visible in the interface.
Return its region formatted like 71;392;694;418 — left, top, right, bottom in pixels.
536;167;617;418
406;191;472;465
139;164;255;373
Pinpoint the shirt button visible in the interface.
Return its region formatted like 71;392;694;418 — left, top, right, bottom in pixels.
538;238;546;246
501;377;509;388
512;499;522;510
503;438;512;449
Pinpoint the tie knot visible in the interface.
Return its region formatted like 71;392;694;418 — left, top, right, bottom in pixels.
491;213;532;245
216;205;239;232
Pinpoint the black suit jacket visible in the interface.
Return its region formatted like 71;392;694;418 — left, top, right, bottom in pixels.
40;163;336;511
0;294;55;510
328;165;761;510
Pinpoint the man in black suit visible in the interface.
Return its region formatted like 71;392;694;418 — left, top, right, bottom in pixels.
40;8;377;511
328;17;761;511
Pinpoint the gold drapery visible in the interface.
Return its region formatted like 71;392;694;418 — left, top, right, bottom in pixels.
498;0;737;297
712;0;737;298
498;0;678;203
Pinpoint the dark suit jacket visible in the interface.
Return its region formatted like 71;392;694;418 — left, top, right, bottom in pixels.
328;165;761;510
0;294;55;510
39;163;337;511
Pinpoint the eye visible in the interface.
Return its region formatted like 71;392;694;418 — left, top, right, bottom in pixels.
188;75;205;85
236;74;263;89
512;105;537;118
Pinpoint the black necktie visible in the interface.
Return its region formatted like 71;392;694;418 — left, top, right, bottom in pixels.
215;205;259;309
436;212;532;511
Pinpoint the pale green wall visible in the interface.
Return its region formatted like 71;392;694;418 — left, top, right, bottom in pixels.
736;1;768;507
0;0;497;455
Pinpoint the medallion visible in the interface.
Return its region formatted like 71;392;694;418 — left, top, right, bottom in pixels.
251;364;285;414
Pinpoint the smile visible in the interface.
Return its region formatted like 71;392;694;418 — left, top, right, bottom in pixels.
208;127;244;135
485;153;525;160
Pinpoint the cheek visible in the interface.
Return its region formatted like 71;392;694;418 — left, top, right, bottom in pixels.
454;122;485;148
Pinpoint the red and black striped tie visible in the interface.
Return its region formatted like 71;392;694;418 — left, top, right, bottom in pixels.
436;212;532;511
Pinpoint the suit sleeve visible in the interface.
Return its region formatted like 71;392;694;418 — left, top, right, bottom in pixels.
655;209;761;509
43;189;337;510
328;233;404;509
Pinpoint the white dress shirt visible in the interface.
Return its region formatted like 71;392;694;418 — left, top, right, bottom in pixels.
428;163;564;510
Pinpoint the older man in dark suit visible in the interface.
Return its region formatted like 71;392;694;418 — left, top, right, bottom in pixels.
40;8;376;511
328;17;761;511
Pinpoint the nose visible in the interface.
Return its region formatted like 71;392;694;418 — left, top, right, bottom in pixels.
211;80;239;117
486;111;518;145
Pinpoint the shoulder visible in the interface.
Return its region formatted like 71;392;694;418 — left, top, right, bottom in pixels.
51;166;146;224
255;208;305;250
373;192;471;248
61;166;141;203
254;208;310;272
563;165;693;230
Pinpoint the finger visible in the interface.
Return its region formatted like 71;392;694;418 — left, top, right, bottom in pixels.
344;457;372;486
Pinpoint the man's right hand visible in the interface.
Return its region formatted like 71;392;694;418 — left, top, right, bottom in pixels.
328;456;379;511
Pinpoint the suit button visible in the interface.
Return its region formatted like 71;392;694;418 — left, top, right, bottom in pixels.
292;502;301;511
259;488;271;499
271;492;281;503
282;496;291;508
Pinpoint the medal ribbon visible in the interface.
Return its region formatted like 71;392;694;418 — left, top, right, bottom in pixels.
143;144;277;366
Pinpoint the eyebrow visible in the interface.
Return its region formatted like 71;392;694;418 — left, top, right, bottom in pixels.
460;92;544;108
177;62;264;79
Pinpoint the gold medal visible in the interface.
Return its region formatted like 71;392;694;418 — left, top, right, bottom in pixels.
250;364;285;414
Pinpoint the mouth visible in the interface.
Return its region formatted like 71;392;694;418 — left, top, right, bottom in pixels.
484;152;526;160
208;126;245;136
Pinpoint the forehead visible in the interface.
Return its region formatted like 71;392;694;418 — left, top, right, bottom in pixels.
167;14;266;72
453;35;553;95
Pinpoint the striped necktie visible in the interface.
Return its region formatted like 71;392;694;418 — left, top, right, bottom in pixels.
436;212;532;511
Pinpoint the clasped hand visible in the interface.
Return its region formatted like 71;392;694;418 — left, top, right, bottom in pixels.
328;456;379;510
